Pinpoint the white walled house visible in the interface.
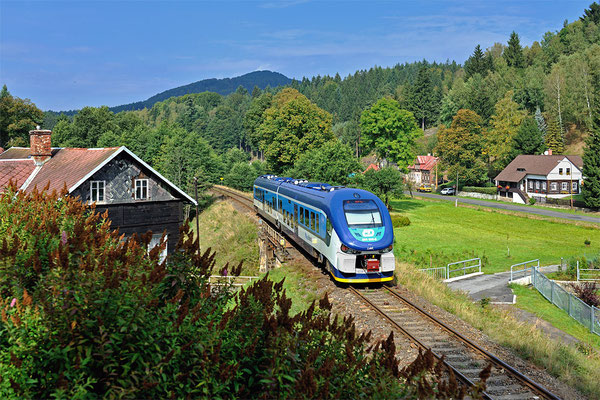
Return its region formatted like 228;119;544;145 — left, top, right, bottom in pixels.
494;154;583;204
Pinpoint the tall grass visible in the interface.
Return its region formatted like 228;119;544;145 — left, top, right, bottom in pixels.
191;201;259;275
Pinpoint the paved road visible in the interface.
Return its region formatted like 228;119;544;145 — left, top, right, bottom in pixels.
409;192;600;224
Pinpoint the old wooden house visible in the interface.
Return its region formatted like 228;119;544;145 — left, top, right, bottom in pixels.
0;129;196;254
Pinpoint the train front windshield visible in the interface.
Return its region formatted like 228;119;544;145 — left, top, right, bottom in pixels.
343;200;382;228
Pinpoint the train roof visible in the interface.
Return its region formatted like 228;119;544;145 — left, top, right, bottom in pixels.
254;175;394;251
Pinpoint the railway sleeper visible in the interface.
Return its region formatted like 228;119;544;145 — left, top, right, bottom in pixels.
492;393;538;400
485;384;530;395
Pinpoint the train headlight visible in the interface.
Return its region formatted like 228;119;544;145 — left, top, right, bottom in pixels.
380;245;393;253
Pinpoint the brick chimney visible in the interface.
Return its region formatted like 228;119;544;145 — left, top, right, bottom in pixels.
29;129;52;165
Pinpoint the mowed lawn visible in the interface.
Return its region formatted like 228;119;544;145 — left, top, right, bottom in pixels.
389;198;600;274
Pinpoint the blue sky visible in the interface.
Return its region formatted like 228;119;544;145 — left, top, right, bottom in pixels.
0;0;593;111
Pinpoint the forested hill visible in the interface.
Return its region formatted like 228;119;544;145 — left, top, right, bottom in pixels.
110;70;291;113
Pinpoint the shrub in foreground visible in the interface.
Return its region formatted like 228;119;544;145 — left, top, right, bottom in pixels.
0;186;485;398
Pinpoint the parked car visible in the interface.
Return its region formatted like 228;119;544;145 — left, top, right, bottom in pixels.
440;187;455;195
417;184;432;192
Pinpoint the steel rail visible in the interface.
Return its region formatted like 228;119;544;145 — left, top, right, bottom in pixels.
210;186;255;212
349;287;491;399
382;286;560;400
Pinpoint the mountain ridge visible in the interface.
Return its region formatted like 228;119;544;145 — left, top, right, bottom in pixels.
50;70;292;114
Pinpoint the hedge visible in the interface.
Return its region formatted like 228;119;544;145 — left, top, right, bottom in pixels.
462;186;497;195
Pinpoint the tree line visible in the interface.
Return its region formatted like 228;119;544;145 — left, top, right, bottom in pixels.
2;2;600;206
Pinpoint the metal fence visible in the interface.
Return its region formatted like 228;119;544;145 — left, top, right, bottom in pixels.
419;258;481;280
419;266;448;280
209;275;260;287
577;265;600;281
447;258;481;279
510;259;539;282
532;268;599;336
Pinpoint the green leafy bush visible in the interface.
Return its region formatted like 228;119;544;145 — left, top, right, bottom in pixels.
392;214;411;227
462;186;497;195
0;185;484;398
529;197;536;205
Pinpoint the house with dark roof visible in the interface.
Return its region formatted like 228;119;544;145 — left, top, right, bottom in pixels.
407;155;439;186
494;152;583;204
0;129;196;254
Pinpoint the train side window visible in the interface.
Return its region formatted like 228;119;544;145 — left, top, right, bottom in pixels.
299;208;303;225
279;200;282;210
305;209;309;226
310;211;315;231
316;214;320;233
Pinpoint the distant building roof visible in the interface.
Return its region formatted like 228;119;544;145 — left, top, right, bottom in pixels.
364;163;380;173
408;155;438;171
494;154;583;183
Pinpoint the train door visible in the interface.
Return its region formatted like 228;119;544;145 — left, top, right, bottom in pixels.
294;204;298;235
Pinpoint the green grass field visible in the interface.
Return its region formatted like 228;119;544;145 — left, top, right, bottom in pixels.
510;284;600;349
390;198;600;274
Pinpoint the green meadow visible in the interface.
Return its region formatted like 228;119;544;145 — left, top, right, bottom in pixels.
390;198;600;274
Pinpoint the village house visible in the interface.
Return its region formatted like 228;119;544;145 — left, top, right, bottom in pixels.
0;129;196;254
407;155;439;186
494;151;583;204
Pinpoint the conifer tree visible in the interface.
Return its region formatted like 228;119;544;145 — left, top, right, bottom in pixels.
509;117;545;159
583;116;600;208
504;31;525;68
534;106;547;138
545;118;565;154
464;45;485;78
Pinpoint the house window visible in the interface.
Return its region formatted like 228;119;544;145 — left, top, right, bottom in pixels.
542;182;547;191
90;181;105;202
528;181;533;190
562;182;568;191
551;182;558;191
566;168;570;175
572;182;578;192
559;168;563;175
535;181;540;189
135;179;148;200
148;233;168;263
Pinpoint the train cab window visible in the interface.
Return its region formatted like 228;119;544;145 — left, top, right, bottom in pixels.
310;212;315;231
316;214;320;233
343;200;382;228
326;219;332;234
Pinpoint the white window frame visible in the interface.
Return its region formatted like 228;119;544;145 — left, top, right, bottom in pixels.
566;168;571;176
559;168;563;175
561;182;568;191
535;181;540;189
148;233;168;263
572;182;578;191
135;179;149;200
542;181;547;191
90;180;105;203
551;182;558;191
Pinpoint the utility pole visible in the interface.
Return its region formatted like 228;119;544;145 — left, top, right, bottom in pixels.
455;170;459;207
569;158;574;209
194;176;200;252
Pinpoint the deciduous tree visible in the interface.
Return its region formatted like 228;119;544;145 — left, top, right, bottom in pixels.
360;97;422;169
436;109;487;185
257;88;333;173
0;85;43;147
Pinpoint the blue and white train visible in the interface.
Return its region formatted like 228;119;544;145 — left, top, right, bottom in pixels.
253;175;395;284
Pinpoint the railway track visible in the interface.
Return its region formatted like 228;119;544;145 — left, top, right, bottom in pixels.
350;286;559;400
211;185;256;213
213;185;560;400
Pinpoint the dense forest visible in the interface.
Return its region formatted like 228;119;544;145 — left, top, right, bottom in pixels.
2;2;600;203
